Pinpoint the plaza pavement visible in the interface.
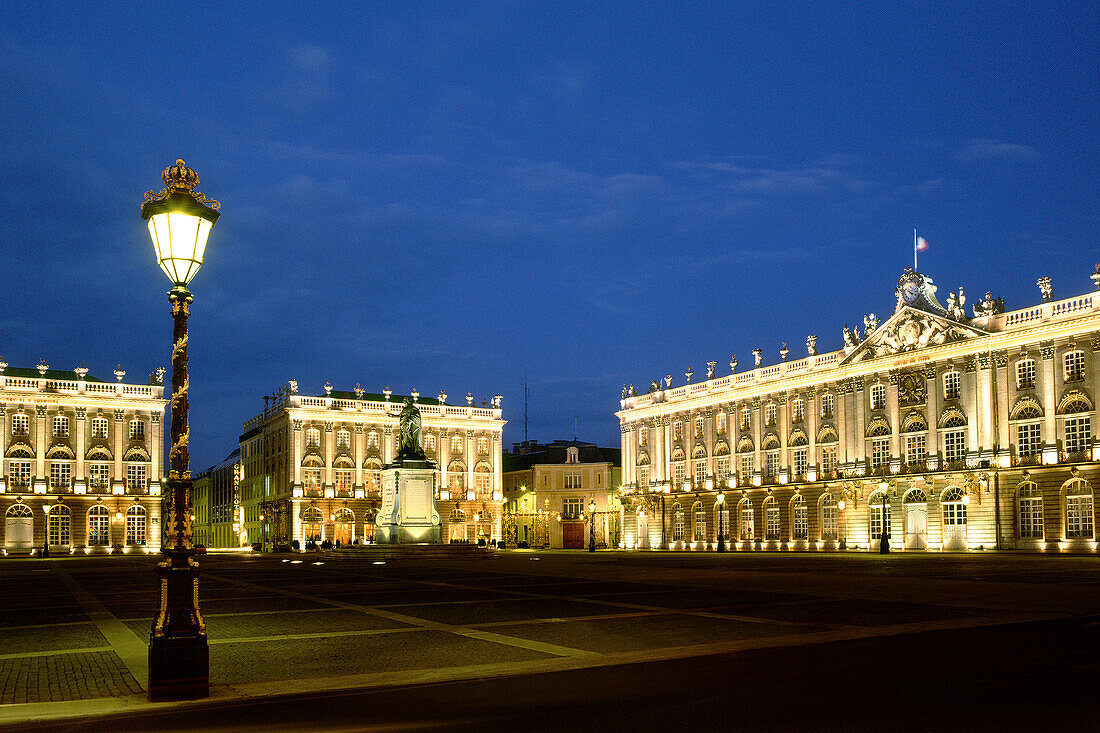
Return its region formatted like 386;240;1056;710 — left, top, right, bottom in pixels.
1;549;1098;730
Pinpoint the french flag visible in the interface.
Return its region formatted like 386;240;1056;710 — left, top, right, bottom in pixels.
916;236;930;252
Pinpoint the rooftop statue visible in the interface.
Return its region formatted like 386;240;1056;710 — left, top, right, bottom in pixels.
396;397;427;461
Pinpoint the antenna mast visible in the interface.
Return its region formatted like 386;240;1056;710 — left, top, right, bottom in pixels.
523;374;528;443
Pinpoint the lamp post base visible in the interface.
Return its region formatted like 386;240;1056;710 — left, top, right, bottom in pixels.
148;543;208;701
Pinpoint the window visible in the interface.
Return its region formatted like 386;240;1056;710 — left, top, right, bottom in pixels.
716;413;727;435
1063;350;1086;382
740;408;751;431
49;461;72;491
821;496;838;540
942;486;967;528
672;462;685;489
715;502;730;540
88;463;111;490
715;457;729;480
303;468;322;491
821;393;835;420
905;435;926;467
674;421;684;441
53;416;69;438
1017;483;1043;539
567;493;585;517
425;434;436;452
564;473;582;489
305;428;320;449
694;417;704;438
638;427;648;446
1065;479;1093;539
7;460;31;489
1064;416;1091;455
740;455;754;481
87;505;110;546
126;505;147;546
788;398;804;424
870;385;886;411
869;495;890;540
450;435;462;454
739;501;754;540
792;448;807;476
943;371;961;400
129;420;145;441
126;464;147;492
944;430;966;464
477;436;488;455
11;413;29;436
764;499;780;540
637;466;649;488
672;505;685;541
336;429;350;450
474;469;490;497
365;463;382;493
335;469;353;492
91;417;108;438
301;507;323;543
694;458;707;483
48;505;71;547
1017;423;1042;458
871;438;890;469
693;503;706;541
791;497;807;539
821;446;837;475
764;403;777;428
1016;359;1036;390
765;450;780;478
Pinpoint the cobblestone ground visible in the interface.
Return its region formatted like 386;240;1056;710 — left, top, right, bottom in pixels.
0;651;142;703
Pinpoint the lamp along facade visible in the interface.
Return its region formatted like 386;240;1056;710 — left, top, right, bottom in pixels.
617;264;1100;553
238;385;505;549
0;362;165;554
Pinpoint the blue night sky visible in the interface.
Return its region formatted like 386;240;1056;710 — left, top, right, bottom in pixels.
1;3;1097;470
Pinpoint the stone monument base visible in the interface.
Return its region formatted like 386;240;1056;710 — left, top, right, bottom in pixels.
375;460;441;544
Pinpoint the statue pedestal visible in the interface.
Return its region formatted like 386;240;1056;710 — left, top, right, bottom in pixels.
376;459;441;544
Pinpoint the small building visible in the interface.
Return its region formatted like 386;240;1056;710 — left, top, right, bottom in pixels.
0;361;165;554
502;440;621;548
192;448;242;549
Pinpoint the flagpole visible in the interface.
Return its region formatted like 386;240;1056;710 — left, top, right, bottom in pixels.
913;228;918;269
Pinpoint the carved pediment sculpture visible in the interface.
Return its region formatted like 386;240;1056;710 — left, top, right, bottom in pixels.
844;308;988;363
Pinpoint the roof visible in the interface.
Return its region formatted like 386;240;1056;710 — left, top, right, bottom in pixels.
196;447;241;478
2;366;106;383
503;440;621;472
322;390;441;406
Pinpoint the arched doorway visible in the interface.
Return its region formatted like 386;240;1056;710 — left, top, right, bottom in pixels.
301;506;323;544
333;507;354;545
48;505;71;550
903;489;928;550
87;505;110;547
636;508;649;549
448;509;467;542
5;504;32;552
941;486;967;550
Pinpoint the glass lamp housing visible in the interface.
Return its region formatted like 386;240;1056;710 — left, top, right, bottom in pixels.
141;192;219;287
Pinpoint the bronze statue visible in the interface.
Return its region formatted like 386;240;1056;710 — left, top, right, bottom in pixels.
397;397;426;461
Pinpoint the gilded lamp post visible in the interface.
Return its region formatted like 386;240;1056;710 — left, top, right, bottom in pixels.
142;159;219;701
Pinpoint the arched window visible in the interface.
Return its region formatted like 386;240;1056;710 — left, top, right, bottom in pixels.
305;427;321;449
126;505;147;546
943;371;961;400
11;413;29;436
87;505;110;546
791;398;805;423
5;503;33;551
869;491;891;540
764;403;777;428
692;502;706;542
902;412;928;433
1016;482;1043;539
474;463;492;498
1015;358;1036;390
739;499;755;540
870;385;887;411
47;446;74;491
1064;479;1094;539
364;458;383;494
334;507;354;544
941;486;967;530
820;393;835;420
714;500;730;541
790;495;807;540
672;504;685;542
53;415;70;438
447;461;465;493
302;456;323;491
1063;350;1086;382
763;497;780;539
301;506;323;542
820;494;838;540
449;508;466;523
91;417;109;438
1061;397;1092;456
335;429;351;450
48;505;71;547
334;456;354;493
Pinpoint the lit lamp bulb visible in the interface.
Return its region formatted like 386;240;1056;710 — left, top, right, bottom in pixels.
837;500;846;511
141;159;220;289
962;495;970;506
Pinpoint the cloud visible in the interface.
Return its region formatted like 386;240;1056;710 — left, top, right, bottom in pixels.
958;138;1041;162
271;45;337;114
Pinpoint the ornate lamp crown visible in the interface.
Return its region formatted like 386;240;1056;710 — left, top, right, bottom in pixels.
144;159;220;210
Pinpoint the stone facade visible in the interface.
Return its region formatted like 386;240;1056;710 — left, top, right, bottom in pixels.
238;386;505;549
192;448;241;549
0;363;165;554
617;265;1100;552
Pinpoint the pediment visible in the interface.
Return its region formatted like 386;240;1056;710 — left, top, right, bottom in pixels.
841;307;988;364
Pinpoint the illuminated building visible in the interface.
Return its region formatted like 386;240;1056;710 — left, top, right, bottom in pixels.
617;264;1100;552
192;448;242;549
238;384;504;549
0;361;165;554
502;440;621;548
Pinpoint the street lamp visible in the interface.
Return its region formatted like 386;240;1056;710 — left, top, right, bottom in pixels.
142;159;219;701
588;497;596;552
878;479;890;555
716;491;726;553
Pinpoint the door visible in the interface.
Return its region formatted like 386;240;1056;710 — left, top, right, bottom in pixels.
5;516;32;551
942;501;967;550
562;521;584;549
636;512;649;549
905;504;927;549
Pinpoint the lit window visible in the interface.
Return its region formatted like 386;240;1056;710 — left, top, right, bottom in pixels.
1016;423;1042;458
477;436;488;455
126;505;147;546
871;438;890;469
765;450;780;478
792;448;807;476
336;429;350;450
694;458;707;483
693;503;706;541
821;393;835;420
694;417;704;438
87;505;110;546
791;399;805;423
335;469;353;492
791;497;807;540
821;446;837;475
869;494;891;540
821;496;838;540
425;434;436;452
1065;479;1093;539
91;417;108;438
944;430;966;464
764;403;777;428
7;461;31;488
88;463;111;490
639;427;648;447
1017;483;1042;539
129;419;145;441
369;432;380;450
672;462;685;489
11;414;29;436
870;385;886;411
740;408;751;431
563;497;583;518
1063;350;1086;382
450;435;462;454
564;473;582;489
674;421;684;441
764;499;780;539
905;435;926;467
1064;415;1091;455
739;501;754;540
715;457;729;480
740;454;754;481
53;416;69;438
672;505;685;541
716;413;727;435
637;466;649;488
48;505;71;547
943;371;961;400
126;463;147;492
49;461;71;491
942;487;967;529
305;428;320;449
303;468;322;491
1016;359;1036;390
